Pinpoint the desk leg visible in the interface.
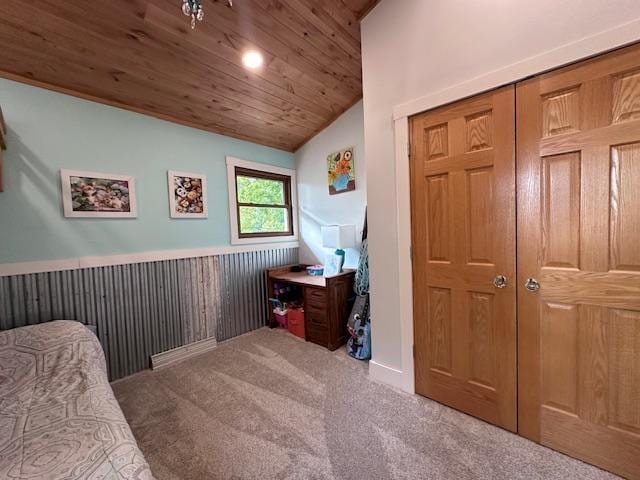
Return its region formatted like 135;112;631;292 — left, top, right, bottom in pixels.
266;273;278;328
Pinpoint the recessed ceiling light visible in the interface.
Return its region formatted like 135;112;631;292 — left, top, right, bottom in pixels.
242;50;263;70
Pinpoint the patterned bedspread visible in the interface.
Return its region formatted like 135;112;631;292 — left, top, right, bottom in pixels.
0;321;154;480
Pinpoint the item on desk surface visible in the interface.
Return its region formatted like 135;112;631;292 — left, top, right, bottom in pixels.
306;265;324;276
291;265;303;273
323;254;341;277
321;224;356;273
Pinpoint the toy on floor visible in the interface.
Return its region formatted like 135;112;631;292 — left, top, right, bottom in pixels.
347;312;371;360
346;208;371;360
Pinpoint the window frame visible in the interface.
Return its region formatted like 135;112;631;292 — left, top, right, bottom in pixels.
226;156;298;245
235;167;293;238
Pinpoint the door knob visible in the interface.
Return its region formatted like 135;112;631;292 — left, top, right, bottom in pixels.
524;278;540;292
493;275;508;289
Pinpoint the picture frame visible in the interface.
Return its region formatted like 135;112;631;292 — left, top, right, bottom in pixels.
327;146;355;195
60;169;137;218
167;170;208;219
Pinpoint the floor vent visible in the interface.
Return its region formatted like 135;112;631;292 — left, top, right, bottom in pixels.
151;337;218;370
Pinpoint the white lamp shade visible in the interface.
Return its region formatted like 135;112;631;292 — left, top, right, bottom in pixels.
321;224;356;249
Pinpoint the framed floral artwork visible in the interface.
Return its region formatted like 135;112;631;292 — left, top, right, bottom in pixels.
327;146;355;195
60;170;137;218
168;170;208;218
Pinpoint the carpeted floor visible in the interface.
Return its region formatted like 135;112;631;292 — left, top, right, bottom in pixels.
112;328;617;480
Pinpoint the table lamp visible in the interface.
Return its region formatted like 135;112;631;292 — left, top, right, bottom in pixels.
321;224;356;273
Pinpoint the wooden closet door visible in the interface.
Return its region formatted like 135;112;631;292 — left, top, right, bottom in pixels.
517;43;640;480
410;86;517;431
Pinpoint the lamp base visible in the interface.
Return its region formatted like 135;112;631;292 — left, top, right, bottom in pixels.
335;248;346;272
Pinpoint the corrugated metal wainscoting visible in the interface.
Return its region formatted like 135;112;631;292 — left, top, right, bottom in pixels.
217;248;298;341
0;247;298;380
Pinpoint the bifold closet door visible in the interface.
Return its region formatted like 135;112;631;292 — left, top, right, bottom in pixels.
517;43;640;480
410;86;517;431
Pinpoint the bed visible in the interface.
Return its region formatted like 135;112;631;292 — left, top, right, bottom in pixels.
0;320;154;480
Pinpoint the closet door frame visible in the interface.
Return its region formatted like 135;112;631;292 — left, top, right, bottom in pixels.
393;33;640;398
407;42;640;478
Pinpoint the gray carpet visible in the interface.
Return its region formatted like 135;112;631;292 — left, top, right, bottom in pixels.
112;328;617;480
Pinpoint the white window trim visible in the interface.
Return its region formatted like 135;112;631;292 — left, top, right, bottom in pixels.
226;156;299;245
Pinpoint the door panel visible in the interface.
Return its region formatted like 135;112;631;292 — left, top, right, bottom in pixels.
410;87;517;432
517;43;640;480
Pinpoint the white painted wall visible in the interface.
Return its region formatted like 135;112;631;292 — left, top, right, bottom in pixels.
361;0;640;388
295;101;366;269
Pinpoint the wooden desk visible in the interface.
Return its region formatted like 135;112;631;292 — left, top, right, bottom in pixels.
266;265;355;351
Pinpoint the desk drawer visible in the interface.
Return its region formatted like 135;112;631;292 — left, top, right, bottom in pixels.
306;309;327;327
305;287;326;309
305;300;327;317
305;322;328;346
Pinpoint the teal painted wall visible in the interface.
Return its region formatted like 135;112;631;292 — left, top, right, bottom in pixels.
0;79;295;264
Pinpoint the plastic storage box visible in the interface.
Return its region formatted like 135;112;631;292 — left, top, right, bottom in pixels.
306;265;324;276
287;308;305;339
273;309;288;329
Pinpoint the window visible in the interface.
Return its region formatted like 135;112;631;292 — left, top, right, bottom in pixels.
235;167;292;237
226;157;298;244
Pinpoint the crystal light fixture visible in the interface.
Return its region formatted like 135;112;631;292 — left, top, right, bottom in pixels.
182;0;233;30
182;0;204;29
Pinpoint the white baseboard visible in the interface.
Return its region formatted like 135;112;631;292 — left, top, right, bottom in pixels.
369;359;405;391
151;336;217;370
0;241;299;277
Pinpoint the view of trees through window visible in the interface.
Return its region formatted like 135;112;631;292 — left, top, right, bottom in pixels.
236;170;292;236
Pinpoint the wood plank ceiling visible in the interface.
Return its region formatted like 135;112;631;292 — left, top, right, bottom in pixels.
0;0;378;151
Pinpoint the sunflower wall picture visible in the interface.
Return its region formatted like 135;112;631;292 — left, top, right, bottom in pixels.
168;170;208;218
327;146;355;195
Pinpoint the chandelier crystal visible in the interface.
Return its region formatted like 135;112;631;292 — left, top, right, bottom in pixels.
182;0;204;29
181;0;233;30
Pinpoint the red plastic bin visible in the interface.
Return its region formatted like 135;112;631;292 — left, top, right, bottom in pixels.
287;308;305;339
